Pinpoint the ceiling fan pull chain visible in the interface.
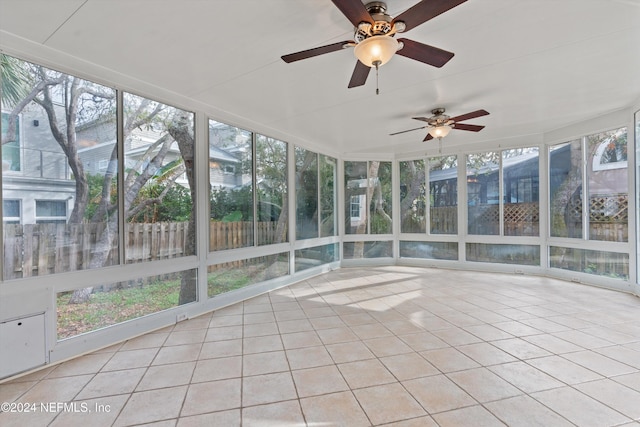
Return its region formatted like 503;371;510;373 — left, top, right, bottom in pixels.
373;60;381;95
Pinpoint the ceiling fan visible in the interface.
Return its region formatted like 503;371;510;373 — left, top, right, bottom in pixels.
281;0;470;91
390;108;490;141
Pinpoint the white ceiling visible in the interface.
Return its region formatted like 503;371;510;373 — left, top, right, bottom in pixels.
1;0;639;157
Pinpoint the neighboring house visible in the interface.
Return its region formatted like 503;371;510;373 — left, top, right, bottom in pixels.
2;110;246;225
429;142;627;208
2;109;75;225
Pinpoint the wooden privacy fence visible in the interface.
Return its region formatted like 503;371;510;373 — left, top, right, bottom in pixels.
3;221;281;280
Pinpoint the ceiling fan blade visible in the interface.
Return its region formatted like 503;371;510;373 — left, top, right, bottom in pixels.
412;117;431;122
392;0;469;32
281;41;353;63
423;133;434;142
348;60;371;88
331;0;373;27
396;39;454;68
449;109;490;123
389;125;427;136
453;123;485;132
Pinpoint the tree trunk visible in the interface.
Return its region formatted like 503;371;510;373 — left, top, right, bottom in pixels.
354;161;380;258
168;112;197;305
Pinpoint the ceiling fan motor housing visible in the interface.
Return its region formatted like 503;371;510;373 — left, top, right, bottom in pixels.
355;1;398;42
430;108;452;126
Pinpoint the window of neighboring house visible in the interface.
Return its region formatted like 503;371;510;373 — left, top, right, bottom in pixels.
3;199;21;224
350;195;361;219
1;111;21;172
223;164;235;174
592;128;627;171
98;159;109;171
35;200;67;224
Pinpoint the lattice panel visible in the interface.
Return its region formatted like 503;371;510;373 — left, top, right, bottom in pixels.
504;203;539;223
567;194;628;222
589;195;628;222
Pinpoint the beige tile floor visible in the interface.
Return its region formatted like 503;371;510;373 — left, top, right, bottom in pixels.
2;266;640;426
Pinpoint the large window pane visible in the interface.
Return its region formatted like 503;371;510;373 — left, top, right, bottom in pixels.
123;93;195;264
370;161;392;234
400;160;426;233
256;135;288;245
209;120;253;250
503;148;539;236
466;243;540;266
319;154;337;237
345;161;367;235
207;253;289;298
399;241;458;260
1;54;118;280
549;140;582;238
343;241;393;259
345;161;392;235
430;155;458;234
550;246;628;280
295;243;339;272
295;147;318;239
587;127;627;242
57;269;197;339
467;152;500;235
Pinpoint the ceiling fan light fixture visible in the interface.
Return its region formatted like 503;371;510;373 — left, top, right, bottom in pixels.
353;35;398;67
429;125;452;139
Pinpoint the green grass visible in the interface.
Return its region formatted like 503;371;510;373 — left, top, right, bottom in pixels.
208;269;251;296
57;279;181;339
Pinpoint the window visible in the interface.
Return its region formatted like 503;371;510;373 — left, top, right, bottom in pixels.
550;141;582;238
549;129;628;243
399;159;426;233
209;120;253;250
208;253;289;298
123;93;196;263
294;149;337;240
502;148;539;236
344;161;392;234
35;200;67;224
350;195;361;220
256;135;288;245
587;128;628;242
1;111;21;172
549;127;629;279
592;128;627;171
295;243;339;272
430;155;458;234
57;269;198;339
319;154;337;237
1;54;118;279
295;147;319;240
467;152;500;235
2;199;21;224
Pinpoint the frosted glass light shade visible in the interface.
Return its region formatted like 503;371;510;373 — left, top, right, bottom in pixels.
429;125;452;139
353;35;399;67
